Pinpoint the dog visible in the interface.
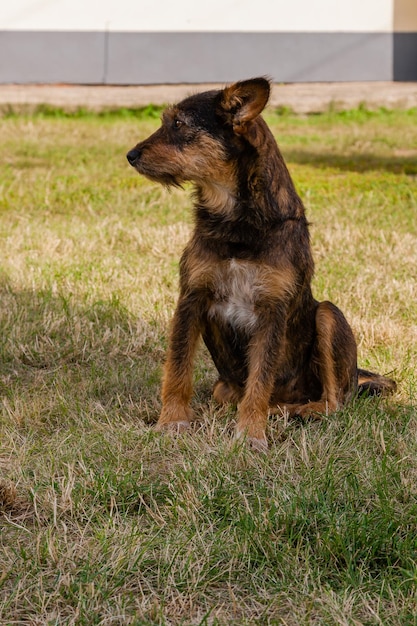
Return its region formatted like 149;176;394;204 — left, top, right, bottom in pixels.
127;77;396;451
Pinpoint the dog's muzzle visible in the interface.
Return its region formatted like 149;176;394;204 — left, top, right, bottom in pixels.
126;148;141;166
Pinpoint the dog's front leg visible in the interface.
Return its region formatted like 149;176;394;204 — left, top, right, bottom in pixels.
156;295;201;433
236;312;285;452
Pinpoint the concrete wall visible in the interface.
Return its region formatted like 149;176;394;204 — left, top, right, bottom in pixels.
0;0;416;83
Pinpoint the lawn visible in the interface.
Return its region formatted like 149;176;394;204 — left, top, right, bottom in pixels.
0;104;416;625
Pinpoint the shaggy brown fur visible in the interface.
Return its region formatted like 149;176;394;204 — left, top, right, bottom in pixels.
127;77;396;451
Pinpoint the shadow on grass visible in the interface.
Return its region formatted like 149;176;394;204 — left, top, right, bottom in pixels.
283;149;417;175
0;282;167;428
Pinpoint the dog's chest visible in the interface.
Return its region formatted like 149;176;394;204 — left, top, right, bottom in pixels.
208;258;261;330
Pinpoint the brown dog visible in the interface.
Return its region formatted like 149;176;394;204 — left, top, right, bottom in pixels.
127;77;396;451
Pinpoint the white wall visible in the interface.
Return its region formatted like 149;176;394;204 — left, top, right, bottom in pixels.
1;0;416;83
1;0;395;33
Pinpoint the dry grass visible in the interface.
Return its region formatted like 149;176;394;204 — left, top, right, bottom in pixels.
0;106;416;625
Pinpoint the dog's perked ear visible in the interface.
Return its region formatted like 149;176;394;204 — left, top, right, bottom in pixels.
219;77;271;135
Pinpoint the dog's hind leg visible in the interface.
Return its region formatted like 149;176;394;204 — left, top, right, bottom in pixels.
213;380;244;405
202;319;248;407
291;301;358;420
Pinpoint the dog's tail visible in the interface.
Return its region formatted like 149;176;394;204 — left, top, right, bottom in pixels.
357;368;397;397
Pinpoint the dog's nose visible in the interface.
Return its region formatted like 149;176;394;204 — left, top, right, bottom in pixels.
126;148;141;165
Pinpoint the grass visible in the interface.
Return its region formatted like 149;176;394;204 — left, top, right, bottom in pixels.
0;104;416;625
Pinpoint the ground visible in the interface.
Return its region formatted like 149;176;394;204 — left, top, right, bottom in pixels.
0;81;417;113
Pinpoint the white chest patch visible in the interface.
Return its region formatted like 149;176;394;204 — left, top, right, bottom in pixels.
208;259;260;331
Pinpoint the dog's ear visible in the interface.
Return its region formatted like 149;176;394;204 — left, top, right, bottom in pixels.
220;77;270;135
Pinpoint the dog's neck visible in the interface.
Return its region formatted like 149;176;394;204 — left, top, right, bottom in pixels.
196;180;237;217
194;174;305;227
194;122;305;225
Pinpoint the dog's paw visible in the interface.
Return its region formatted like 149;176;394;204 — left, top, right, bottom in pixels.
213;380;243;405
155;403;194;434
155;420;191;434
235;428;269;453
247;436;269;453
293;400;335;421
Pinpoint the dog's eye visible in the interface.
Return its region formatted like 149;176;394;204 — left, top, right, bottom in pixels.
173;119;184;129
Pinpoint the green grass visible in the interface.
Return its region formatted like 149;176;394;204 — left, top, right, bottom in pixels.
1;105;417;625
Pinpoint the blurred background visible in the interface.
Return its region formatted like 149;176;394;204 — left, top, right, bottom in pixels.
0;0;416;84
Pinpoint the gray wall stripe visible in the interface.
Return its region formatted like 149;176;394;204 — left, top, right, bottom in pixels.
393;33;417;81
0;31;416;83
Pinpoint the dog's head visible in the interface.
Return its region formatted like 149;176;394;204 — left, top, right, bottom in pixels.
126;78;271;188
